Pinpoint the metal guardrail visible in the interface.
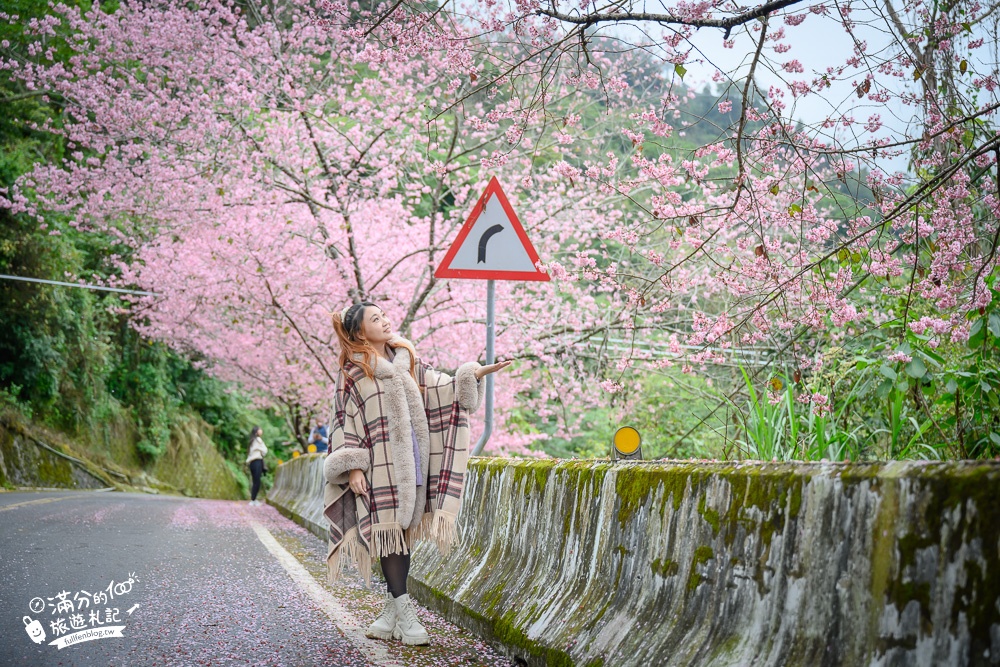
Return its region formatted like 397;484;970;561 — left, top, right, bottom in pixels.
585;336;781;368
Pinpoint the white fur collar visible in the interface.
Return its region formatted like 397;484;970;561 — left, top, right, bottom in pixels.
350;337;414;380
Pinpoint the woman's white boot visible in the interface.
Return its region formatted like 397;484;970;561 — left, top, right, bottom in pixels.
366;592;397;640
392;594;430;645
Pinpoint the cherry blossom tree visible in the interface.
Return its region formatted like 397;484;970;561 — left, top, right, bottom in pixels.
4;0;998;457
0;0;654;453
347;0;1000;434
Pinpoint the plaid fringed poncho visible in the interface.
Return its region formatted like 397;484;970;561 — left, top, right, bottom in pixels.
323;337;484;584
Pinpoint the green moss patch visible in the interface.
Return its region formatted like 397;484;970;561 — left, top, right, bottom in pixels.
493;609;575;667
651;558;680;578
687;545;714;591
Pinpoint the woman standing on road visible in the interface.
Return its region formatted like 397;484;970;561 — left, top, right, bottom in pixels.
324;302;509;646
245;426;267;507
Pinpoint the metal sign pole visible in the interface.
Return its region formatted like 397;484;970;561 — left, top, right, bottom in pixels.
433;178;548;454
472;279;496;456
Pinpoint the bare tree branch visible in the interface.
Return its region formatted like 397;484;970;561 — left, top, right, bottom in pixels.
536;0;806;38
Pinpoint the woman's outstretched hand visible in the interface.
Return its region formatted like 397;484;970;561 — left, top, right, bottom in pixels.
348;469;368;496
475;360;513;380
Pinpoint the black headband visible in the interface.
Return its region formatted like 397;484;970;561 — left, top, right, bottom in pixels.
342;302;372;338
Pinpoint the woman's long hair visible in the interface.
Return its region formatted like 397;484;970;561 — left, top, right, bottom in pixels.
332;302;418;384
247;426;261;447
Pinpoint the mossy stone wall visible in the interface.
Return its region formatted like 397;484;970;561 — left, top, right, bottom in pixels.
147;415;244;500
0;415;109;489
406;459;1000;667
265;456;1000;666
0;412;244;499
268;453;327;537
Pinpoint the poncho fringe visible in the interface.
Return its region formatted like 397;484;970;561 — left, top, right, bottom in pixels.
326;511;459;585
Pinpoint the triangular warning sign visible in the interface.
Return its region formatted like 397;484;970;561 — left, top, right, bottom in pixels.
434;177;550;281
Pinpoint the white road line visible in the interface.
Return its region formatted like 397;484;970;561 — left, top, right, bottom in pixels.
248;520;404;667
0;494;87;512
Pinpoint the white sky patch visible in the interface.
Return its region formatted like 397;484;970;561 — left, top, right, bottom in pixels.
472;0;995;176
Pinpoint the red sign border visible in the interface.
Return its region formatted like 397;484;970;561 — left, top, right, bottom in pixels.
434;176;550;282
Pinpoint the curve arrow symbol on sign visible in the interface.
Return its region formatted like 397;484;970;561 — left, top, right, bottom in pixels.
477;224;505;263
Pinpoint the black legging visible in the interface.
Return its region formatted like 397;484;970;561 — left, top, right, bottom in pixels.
381;552;411;598
249;459;263;501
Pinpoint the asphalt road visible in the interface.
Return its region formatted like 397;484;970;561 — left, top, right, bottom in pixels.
0;490;511;667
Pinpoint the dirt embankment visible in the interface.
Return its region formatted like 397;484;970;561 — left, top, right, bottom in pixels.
0;411;245;500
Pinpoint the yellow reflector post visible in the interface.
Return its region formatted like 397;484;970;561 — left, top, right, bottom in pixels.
613;426;642;460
